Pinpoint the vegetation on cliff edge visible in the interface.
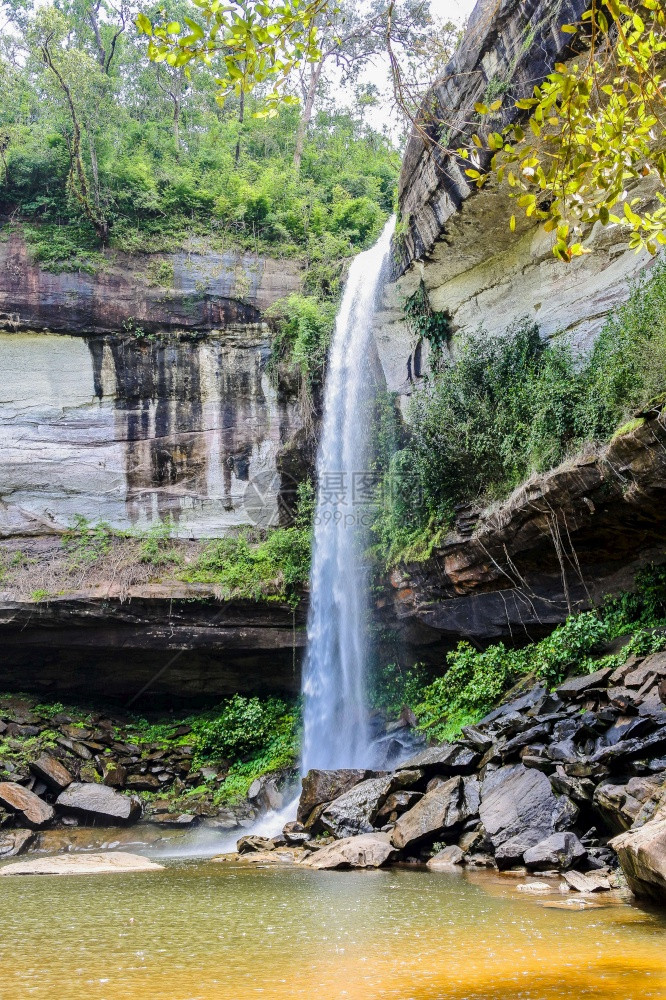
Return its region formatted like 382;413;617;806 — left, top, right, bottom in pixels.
373;260;666;564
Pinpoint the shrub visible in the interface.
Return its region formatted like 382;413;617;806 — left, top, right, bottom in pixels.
267;293;337;388
375;261;666;564
414;563;666;742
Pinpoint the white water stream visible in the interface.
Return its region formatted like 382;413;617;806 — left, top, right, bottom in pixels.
175;219;396;854
301;216;396;772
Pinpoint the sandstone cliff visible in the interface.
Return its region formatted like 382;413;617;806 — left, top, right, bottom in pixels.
0;234;305;538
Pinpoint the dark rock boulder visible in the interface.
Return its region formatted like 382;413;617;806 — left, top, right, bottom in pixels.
396;743;479;775
319;776;395;839
374;790;423;825
556;668;613;701
29;754;73;793
282;821;311;846
297;769;374;824
523;832;587;872
0;781;54;829
55;782;141;825
479;764;578;848
495;830;548;870
390;776;478;850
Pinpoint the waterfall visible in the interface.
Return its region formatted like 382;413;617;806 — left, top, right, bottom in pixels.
301;216;396;772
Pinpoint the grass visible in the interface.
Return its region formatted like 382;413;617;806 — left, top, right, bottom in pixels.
0;509;310;607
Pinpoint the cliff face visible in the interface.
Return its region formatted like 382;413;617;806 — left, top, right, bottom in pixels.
370;0;664;653
384;411;666;648
0;231;300;335
0;236;305;538
373;0;654;399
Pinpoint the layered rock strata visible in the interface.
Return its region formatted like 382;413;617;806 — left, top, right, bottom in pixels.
383;411;666;647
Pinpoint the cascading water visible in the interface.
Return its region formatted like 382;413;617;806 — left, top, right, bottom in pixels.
302;215;396;772
174;219;397;852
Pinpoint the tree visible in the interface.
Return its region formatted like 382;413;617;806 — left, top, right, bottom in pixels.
290;0;435;169
136;0;328;118
30;7;111;242
461;0;666;259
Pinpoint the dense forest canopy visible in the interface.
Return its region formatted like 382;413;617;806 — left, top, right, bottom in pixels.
0;0;455;277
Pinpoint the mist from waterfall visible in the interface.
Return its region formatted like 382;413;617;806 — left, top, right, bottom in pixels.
301;216;396;772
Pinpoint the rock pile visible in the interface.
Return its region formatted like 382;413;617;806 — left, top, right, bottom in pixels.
236;654;666;902
0;698;256;856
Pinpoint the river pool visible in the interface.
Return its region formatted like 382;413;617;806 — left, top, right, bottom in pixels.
1;861;665;1000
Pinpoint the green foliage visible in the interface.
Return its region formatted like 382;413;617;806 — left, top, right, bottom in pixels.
21;222;105;274
403;280;450;353
414;563;666;742
179;483;313;604
194;694;289;761
368;661;431;718
193;695;299;803
268;293;336;388
63;515;115;566
137;518;181;567
375;261;666;564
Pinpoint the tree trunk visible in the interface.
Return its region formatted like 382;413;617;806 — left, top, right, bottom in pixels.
172;96;180;149
293;60;323;171
88;132;100;212
234;87;245;168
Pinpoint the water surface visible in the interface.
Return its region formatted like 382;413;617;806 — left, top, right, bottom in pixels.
1;862;665;1000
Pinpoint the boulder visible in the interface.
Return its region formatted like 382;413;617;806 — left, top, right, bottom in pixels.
563;870;611;893
320;776;395;838
0;852;164;875
374;790;422;825
612;818;666;902
248;775;283;812
556;668;613;700
302;832;396;870
495;829;549;870
523;832;587;871
282;821;311;845
397;743;479;775
297;769;374;824
427;844;464;870
390;776;478;850
0;781;54;830
0;829;35;858
29;754;73;793
460;725;493;753
237;835;274;854
479;764;578;848
624;653;666;689
102;761;127;788
149;813;196;827
126;774;161;792
56;782;141;825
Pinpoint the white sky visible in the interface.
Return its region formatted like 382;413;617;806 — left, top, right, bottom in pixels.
352;0;480;140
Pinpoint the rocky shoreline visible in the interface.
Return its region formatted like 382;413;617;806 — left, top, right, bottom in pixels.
228;654;666;904
2;654;666;904
0;694;268;859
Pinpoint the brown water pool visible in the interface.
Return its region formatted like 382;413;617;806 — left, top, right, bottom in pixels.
1;860;664;1000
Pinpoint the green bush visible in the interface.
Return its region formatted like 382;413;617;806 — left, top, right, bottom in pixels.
375;262;666;564
194;695;289;760
414;564;666;742
193;695;300;803
267;293;337;388
179;481;313;604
